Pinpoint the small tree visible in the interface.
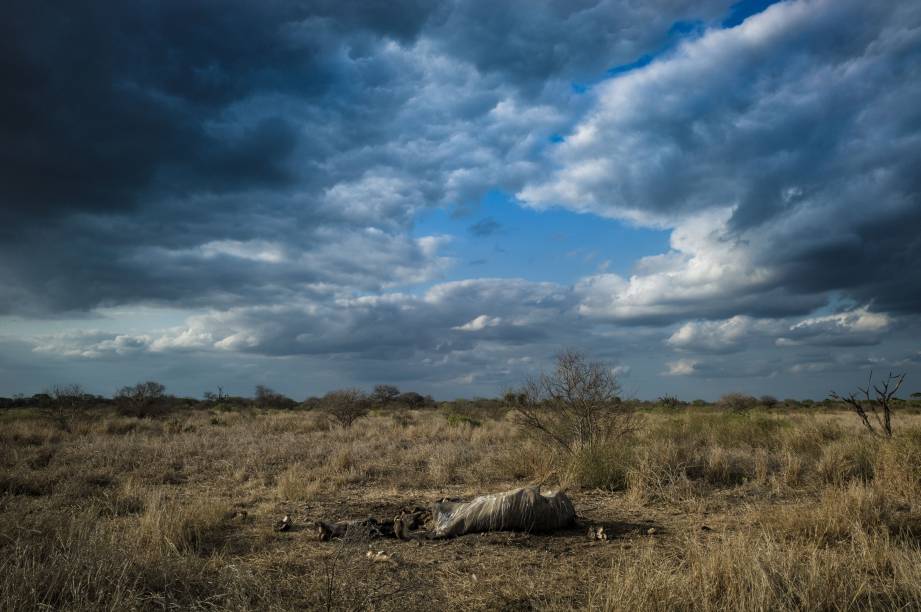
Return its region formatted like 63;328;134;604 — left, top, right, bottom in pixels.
759;395;779;409
829;371;905;438
255;385;295;409
116;381;166;417
44;383;85;430
204;387;225;403
323;389;369;428
370;384;400;406
658;395;680;410
509;350;631;454
718;393;757;413
395;391;429;409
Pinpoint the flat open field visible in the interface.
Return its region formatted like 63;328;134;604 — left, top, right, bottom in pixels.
3;406;921;610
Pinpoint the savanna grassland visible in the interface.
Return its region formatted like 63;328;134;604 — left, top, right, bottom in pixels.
2;403;921;611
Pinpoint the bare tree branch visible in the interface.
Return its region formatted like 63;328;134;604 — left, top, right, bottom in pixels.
830;370;906;438
509;350;631;454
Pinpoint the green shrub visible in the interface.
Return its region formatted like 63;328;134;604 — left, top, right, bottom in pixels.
445;412;481;428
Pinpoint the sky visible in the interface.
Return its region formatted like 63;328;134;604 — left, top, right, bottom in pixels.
1;0;920;401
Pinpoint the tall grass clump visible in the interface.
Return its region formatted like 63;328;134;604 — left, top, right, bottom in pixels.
594;529;921;611
138;491;229;556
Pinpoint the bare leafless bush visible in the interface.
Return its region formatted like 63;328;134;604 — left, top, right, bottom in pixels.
116;381;167;418
658;395;681;410
322;388;370;428
509;350;632;454
718;392;757;414
43;383;85;431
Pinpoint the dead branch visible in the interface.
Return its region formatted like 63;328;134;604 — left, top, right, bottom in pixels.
829;371;906;438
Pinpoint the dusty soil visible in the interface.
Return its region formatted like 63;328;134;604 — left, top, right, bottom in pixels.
225;485;716;609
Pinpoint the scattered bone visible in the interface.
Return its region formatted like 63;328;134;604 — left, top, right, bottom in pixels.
317;517;395;541
588;526;608;541
274;514;292;532
365;549;396;563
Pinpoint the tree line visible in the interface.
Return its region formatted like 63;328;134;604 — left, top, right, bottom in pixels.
0;382;436;418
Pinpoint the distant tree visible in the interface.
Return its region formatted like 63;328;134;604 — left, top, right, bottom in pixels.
116;381;166;417
323;388;369;427
759;395;779;409
509;350;631;454
658;395;681;410
255;384;295;409
204;386;225;402
370;384;400;406
30;393;52;406
718;393;757;413
301;396;322;411
395;391;428;409
43;383;85;430
830;371;905;438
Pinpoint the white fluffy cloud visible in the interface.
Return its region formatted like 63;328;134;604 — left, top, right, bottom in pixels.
777;306;892;347
526;0;921;320
667;315;753;353
665;359;698;376
573;208;821;323
453;315;503;331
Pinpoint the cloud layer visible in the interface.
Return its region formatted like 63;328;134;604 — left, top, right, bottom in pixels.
2;0;921;398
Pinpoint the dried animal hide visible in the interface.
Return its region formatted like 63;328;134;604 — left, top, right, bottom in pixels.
314;488;576;541
431;486;575;538
316;506;431;541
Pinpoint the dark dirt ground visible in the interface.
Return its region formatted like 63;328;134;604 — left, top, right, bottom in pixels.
211;485;724;610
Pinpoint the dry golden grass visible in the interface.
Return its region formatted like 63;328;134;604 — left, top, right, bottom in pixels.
1;406;920;610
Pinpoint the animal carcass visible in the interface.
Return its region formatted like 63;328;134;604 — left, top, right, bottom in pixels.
431;486;575;538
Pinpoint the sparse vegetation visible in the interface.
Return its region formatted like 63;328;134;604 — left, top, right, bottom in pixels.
657;395;681;410
370;384;401;406
2;384;921;610
718;392;758;413
255;384;296;409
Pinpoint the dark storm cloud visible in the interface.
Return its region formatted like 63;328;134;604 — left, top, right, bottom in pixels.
0;1;468;314
1;0;435;312
428;0;729;91
0;1;728;222
0;0;744;316
3;2;325;216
